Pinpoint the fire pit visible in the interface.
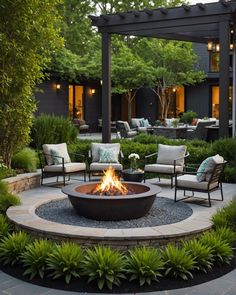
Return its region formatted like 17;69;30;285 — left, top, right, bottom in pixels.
62;167;161;221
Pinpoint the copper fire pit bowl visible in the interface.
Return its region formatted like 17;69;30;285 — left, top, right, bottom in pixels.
62;182;161;221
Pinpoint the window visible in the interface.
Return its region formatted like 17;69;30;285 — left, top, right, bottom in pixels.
68;85;84;119
166;86;185;118
209;52;219;72
211;86;232;119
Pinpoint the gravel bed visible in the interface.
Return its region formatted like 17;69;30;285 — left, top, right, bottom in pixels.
36;197;193;228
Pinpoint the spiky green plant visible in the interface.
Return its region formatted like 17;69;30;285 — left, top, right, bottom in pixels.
0;231;29;265
200;232;233;264
161;244;196;280
182;239;214;273
215;227;236;246
46;242;83;284
211;199;236;231
21;239;54;279
82;246;126;290
0;214;12;240
0;193;21;214
126;246;164;286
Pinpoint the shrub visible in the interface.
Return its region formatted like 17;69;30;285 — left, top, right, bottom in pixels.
46;242;83;284
0;180;8;195
211;199;236;231
180;110;198;124
82;246;126;290
12;148;38;173
126;246;164;286
223;165;236;183
21;239;54;279
31;114;78;150
0;215;12;240
182;239;213;272
0;192;21;214
0;166;16;180
214;227;236;246
200;232;233;264
212;138;236;164
0;231;29;265
161;244;196;280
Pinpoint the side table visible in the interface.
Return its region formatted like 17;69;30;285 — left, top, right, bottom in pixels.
122;169;144;183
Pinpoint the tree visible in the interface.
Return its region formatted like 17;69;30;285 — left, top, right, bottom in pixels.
0;0;63;167
112;41;155;122
136;39;206;119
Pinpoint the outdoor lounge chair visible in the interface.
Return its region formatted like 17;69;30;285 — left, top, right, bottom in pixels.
186;120;216;141
88;143;123;180
116;121;138;138
174;156;227;207
144;144;189;188
73;118;90;134
40;143;86;186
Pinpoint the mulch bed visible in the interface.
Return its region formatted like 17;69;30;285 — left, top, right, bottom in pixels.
1;251;236;293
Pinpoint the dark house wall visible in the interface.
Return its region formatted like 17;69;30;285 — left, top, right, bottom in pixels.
35;78;68;117
135;87;158;124
193;43;209;73
185;81;211;118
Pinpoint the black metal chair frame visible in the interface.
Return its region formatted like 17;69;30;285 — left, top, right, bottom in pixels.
144;152;189;188
174;161;227;207
39;152;87;186
88;149;124;181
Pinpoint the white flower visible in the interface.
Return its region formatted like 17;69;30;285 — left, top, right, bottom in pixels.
128;153;140;160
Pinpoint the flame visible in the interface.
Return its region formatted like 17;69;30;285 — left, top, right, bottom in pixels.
93;166;128;196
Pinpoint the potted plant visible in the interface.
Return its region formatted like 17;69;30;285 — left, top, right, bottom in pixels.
181;110;198;125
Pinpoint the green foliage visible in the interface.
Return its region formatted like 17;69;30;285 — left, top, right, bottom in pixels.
161;244;196;280
200;232;233;265
214;227;236;246
0;231;29;265
0;0;63;167
223;165;236;183
180;110;198;124
182;239;213;273
12;148;38;173
126;246;164;286
211;199;236;231
21;239;54;280
82;246;126;290
0;167;16;180
0;180;8;195
31;114;78;150
0;192;21;214
212;138;236;165
0;214;12;240
46;242;83;284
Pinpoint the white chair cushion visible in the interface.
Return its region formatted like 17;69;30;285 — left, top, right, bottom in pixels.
137;127;148;132
127;130;138;137
90;163;123;171
176;174;218;190
144;164;184;174
43;143;71;166
91;143;120;162
131;118;144;128
44;162;86;173
157;144;187;166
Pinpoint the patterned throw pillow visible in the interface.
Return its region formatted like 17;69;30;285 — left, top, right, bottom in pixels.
50;149;63;165
99;148;118;163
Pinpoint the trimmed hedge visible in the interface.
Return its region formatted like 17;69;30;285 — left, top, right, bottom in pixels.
68;135;236;183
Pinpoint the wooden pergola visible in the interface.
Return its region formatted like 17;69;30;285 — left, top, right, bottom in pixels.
90;0;236;142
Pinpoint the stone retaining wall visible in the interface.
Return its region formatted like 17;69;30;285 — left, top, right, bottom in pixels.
3;171;41;194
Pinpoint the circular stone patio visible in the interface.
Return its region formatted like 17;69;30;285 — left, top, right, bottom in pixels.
6;181;235;249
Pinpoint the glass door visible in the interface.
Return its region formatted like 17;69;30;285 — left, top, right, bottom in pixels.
68;85;84;119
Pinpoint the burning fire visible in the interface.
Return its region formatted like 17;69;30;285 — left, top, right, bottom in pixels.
92;166;128;196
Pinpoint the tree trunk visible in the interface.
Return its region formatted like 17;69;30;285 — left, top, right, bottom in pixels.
126;91;133;123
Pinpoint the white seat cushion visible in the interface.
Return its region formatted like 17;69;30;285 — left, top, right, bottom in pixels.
137;127;148;132
157;144;187;166
43;143;71;165
127;131;138;137
177;174;218;190
44;162;86;173
145;164;184;174
91;143;120;162
90;163;123;171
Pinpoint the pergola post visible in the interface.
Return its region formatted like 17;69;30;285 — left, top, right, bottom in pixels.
102;32;111;143
219;21;230;138
233;23;236;138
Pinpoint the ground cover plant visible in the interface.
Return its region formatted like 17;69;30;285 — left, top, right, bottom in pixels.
0;180;21;214
11;148;38;173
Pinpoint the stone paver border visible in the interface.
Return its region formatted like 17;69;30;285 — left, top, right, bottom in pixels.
7;191;226;248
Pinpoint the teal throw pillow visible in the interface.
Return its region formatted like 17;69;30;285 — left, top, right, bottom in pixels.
143;119;150;127
99;148;118;163
50;149;63;165
196;156;214;182
140;119;145;127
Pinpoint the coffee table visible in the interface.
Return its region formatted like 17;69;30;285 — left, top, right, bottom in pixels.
122;169;144;182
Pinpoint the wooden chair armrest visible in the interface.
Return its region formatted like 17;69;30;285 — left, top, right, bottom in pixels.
145;152;158;159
